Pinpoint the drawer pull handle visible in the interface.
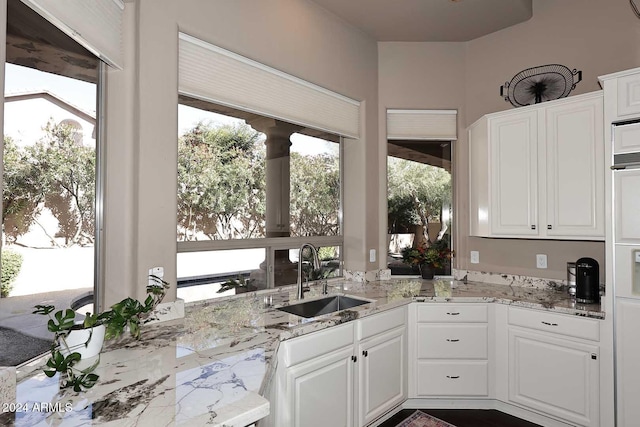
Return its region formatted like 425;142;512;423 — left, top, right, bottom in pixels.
446;339;460;342
446;312;460;316
446;375;460;379
541;321;558;326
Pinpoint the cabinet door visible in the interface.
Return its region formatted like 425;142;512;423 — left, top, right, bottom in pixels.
616;298;640;427
285;346;355;427
489;111;539;236
357;326;406;427
617;72;640;117
545;96;604;238
509;328;599;427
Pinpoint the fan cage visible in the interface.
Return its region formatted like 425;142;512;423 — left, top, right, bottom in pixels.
500;64;582;108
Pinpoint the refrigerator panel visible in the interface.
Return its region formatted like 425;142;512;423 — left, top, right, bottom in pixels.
615;245;640;298
614;169;640;244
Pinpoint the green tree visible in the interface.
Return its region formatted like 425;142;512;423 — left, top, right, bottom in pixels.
290;152;340;237
3;123;95;247
177;122;265;240
2;136;43;244
387;157;451;245
28;121;96;246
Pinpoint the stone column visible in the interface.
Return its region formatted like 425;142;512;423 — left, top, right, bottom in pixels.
248;118;302;287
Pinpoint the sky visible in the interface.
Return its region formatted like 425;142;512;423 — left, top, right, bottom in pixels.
4;63;336;156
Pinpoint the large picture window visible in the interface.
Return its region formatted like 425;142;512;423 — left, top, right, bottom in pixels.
176;98;342;302
0;1;101;367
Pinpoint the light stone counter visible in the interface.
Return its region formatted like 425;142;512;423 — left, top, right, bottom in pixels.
2;279;603;426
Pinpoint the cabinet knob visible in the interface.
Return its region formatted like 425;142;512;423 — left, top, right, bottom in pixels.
446;375;460;379
547;225;552;230
351;355;357;362
446;339;460;342
531;225;536;230
362;350;368;357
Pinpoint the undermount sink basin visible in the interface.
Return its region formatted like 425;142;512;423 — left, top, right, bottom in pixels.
277;295;371;318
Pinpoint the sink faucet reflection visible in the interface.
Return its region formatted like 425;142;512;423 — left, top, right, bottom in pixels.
297;243;321;300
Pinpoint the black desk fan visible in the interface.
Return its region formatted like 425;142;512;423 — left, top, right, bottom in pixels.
500;64;582;108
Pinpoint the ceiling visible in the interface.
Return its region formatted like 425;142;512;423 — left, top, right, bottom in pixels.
310;0;533;42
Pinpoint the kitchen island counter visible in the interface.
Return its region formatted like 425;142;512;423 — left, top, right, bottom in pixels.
5;278;603;426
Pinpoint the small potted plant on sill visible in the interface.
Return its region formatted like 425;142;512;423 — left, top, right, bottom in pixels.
216;276;256;294
401;241;454;280
33;275;170;391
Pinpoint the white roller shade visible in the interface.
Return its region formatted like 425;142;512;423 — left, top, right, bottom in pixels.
179;33;360;139
20;0;123;69
387;109;457;140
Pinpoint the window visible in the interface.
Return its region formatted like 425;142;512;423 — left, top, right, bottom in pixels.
0;1;101;366
176;98;342;301
386;140;453;275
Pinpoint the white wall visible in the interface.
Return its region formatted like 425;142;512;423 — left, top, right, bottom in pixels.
102;0;380;305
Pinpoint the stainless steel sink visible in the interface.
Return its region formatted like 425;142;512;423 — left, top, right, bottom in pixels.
277;295;371;318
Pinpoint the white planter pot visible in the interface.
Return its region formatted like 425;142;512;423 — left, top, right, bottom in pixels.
59;324;106;359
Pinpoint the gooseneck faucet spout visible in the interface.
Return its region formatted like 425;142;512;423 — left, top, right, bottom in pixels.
297;243;320;300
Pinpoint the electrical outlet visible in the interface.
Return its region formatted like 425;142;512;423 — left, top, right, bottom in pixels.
470;251;480;264
369;249;376;263
536;254;547;269
149;267;164;283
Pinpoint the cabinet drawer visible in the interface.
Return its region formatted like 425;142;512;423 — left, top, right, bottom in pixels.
416;304;488;323
415;361;488;397
416;324;488;359
508;307;600;342
357;306;406;341
281;322;354;367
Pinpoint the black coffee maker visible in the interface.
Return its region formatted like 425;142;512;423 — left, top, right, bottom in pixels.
575;257;599;303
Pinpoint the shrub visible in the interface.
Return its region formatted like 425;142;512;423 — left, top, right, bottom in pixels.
1;250;23;297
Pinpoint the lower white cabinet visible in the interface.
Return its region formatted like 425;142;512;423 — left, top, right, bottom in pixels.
507;308;600;427
357;326;406;426
284;345;356;427
409;303;491;398
275;306;407;427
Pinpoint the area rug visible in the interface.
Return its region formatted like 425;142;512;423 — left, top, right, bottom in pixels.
396;410;456;427
0;326;50;366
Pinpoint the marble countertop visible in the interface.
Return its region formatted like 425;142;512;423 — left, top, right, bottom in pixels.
3;278;603;427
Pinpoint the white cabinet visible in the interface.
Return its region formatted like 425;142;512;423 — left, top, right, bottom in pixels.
507;307;600;427
615;298;640;427
276;307;407;427
284;345;355;427
357;326;405;426
469;91;604;240
617;72;640;117
409;304;490;398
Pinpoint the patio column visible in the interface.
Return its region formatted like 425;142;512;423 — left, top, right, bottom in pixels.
248;118;302;286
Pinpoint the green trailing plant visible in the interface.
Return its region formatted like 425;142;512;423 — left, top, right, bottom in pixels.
32;305;100;392
33;275;170;391
1;249;23;297
99;274;170;340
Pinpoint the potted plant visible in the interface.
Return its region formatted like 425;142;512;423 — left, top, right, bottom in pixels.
401;241;453;279
216;276;256;294
33;274;170;391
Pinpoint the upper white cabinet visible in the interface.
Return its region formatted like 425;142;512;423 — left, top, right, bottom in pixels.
469;92;604;240
617;72;640;117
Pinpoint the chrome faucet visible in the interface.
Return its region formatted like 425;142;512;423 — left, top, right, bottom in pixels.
297;243;321;300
